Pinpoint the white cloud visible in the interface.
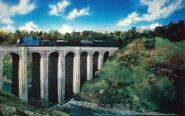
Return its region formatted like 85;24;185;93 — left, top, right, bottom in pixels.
59;25;73;34
139;23;161;30
0;1;12;25
10;0;36;15
0;1;10;15
2;24;15;32
117;12;141;26
148;23;161;29
0;0;36;31
1;17;14;25
19;21;38;32
49;0;70;16
117;0;183;26
67;7;90;20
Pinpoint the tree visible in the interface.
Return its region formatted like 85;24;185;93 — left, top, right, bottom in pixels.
64;33;72;41
71;32;81;42
30;31;39;39
0;30;7;44
154;20;185;41
15;30;21;40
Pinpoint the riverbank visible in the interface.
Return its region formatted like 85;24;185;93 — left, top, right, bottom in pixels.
52;99;177;116
0;91;69;116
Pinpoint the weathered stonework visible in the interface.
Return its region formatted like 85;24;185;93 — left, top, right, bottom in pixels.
0;46;118;103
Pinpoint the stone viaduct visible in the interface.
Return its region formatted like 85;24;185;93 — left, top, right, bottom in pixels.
0;46;118;104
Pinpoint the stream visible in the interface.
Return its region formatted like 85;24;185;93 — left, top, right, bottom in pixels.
3;83;135;115
3;82;172;116
51;99;168;116
52;99;136;116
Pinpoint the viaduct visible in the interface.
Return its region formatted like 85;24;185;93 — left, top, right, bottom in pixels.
0;46;118;104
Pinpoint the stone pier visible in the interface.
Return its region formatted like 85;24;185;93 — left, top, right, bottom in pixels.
0;46;118;103
40;54;49;100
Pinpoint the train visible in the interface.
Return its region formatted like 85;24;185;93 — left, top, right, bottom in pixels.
17;36;117;47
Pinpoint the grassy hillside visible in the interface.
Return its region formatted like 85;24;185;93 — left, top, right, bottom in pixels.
80;37;185;113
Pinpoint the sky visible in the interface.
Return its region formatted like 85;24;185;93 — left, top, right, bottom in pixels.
0;0;185;34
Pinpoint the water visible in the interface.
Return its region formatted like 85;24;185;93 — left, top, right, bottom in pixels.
3;83;165;116
60;105;133;116
3;83;127;115
53;100;136;116
3;82;12;93
55;102;168;116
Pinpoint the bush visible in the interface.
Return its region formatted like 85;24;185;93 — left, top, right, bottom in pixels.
81;37;185;113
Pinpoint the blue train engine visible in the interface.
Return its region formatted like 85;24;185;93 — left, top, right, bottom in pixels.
17;36;41;46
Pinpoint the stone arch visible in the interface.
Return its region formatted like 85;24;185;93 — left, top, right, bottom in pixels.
48;52;59;103
93;51;99;77
64;50;76;57
103;51;110;65
3;52;20;97
80;52;88;88
29;52;41;100
65;52;75;100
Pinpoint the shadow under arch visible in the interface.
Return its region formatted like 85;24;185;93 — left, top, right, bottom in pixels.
103;51;110;65
65;52;75;101
3;53;20;97
28;52;41;100
48;52;59;103
93;52;99;78
80;52;88;88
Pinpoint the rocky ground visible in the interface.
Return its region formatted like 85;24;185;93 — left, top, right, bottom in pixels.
0;91;69;116
0;103;69;116
0;104;40;116
52;99;177;116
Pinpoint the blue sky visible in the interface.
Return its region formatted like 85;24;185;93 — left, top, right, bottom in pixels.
0;0;185;33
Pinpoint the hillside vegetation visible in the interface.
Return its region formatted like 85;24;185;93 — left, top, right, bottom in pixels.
0;91;69;115
80;37;185;114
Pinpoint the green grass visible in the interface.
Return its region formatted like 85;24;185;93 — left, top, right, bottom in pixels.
80;37;185;113
0;91;69;115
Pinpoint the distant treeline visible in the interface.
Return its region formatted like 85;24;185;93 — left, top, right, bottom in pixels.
0;28;140;48
154;20;185;41
0;20;185;47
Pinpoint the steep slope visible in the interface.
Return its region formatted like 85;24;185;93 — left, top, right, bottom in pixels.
80;37;185;113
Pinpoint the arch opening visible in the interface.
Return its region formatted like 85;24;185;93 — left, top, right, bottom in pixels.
3;53;19;97
80;52;88;88
48;52;59;103
93;52;99;77
103;52;110;65
65;52;74;101
27;53;41;101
